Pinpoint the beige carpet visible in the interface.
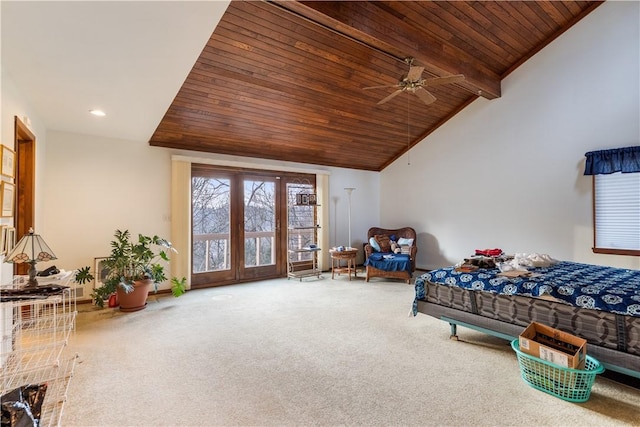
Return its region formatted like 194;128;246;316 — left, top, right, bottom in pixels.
62;276;640;426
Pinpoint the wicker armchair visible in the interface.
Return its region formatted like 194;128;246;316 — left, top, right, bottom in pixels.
363;227;417;283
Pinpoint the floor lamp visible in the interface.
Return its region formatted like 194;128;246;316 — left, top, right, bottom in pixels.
344;187;355;249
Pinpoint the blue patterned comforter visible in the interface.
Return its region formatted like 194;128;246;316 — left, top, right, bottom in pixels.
414;261;640;317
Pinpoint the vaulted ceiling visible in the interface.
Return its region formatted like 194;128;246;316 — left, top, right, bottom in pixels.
149;1;602;171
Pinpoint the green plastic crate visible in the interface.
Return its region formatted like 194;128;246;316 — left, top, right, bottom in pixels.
511;339;604;402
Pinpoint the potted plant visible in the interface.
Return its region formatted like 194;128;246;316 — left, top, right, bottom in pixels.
76;229;183;311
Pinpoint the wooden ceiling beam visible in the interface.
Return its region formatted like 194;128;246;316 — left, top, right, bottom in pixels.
269;0;501;100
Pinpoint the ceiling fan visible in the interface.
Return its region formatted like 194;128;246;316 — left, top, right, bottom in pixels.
364;57;465;105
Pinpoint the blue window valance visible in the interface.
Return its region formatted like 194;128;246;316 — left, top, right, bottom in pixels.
584;146;640;175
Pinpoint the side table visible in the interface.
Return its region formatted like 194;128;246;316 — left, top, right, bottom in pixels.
329;248;358;280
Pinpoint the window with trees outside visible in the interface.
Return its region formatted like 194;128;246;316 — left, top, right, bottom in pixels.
191;164;317;287
192;175;232;273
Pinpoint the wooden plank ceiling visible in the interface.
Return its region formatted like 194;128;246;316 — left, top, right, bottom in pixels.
149;0;602;171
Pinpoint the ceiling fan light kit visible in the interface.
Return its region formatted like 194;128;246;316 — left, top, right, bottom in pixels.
364;57;465;106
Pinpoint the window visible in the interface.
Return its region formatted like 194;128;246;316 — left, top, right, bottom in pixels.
585;146;640;256
189;164;319;287
593;172;640;255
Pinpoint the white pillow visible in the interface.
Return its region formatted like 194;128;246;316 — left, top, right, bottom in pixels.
398;237;414;247
369;236;381;252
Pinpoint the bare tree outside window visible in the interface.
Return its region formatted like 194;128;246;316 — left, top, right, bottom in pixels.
244;180;276;267
192;170;316;283
192;177;231;272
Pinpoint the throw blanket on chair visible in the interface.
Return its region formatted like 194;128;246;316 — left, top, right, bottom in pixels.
364;253;412;273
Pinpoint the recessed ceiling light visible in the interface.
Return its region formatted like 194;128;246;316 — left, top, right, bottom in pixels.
89;109;106;117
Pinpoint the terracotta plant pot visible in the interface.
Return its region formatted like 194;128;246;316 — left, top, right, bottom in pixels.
116;279;153;312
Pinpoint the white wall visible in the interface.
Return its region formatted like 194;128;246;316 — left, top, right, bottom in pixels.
42;131;173;281
326;166;380;264
381;1;640;270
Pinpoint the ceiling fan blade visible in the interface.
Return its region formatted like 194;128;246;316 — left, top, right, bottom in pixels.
363;83;400;90
406;65;424;81
414;87;437;105
377;89;404;105
423;74;465;87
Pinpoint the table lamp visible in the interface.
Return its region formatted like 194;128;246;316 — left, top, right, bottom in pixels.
5;227;57;288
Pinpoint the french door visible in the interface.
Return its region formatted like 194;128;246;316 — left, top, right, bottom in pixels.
191;165;314;287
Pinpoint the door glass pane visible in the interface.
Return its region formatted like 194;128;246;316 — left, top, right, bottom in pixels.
287;182;315;263
244;179;275;267
192;176;231;273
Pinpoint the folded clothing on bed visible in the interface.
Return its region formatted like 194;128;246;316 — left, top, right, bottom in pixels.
475;248;503;257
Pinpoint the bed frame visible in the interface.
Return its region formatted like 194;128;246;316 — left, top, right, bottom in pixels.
415;280;640;380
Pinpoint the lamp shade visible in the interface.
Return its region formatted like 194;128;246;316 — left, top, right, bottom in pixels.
5;228;57;264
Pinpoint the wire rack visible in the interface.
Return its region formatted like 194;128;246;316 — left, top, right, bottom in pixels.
1;272;77;426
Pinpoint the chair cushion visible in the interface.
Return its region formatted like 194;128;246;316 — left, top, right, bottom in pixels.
398;237;414;247
368;236;381;252
374;234;391;253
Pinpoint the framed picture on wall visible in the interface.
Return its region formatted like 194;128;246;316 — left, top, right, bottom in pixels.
0;225;6;256
94;257;112;290
1;182;15;217
1;145;15;178
3;226;15;255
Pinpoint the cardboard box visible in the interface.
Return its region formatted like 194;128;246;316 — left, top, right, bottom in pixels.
519;322;587;369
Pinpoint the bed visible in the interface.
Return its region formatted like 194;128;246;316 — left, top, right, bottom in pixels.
412;261;640;379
